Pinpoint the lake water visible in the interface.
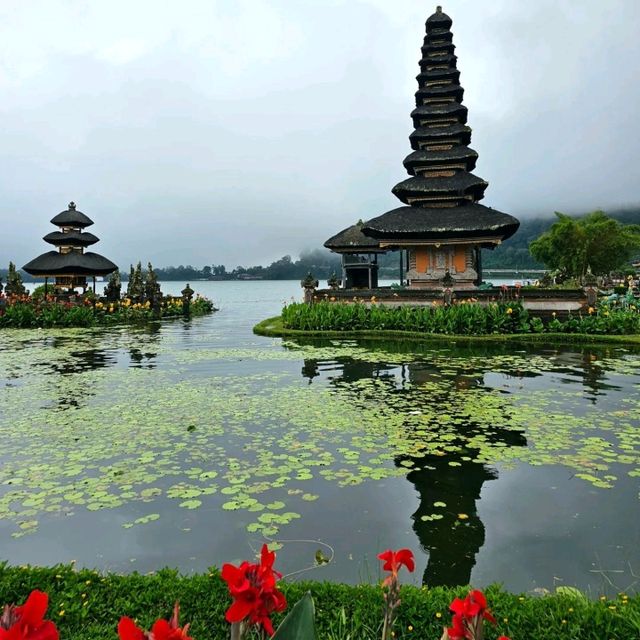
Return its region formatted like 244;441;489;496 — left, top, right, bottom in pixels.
1;280;639;595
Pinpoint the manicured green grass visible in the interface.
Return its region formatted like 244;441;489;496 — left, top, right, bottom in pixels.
1;564;638;639
253;315;640;346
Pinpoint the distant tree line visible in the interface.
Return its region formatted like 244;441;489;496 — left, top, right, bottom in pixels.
6;208;638;283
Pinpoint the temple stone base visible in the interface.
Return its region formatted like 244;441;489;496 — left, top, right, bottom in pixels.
406;268;478;290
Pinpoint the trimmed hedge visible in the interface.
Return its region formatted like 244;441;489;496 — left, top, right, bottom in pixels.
281;301;640;336
254;315;640;346
0;564;639;639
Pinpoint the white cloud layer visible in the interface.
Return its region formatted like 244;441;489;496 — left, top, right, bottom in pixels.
1;0;639;267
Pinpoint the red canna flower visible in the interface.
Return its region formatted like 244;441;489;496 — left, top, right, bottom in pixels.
445;590;500;640
117;617;146;640
117;603;192;640
222;544;287;636
377;548;415;585
0;590;59;640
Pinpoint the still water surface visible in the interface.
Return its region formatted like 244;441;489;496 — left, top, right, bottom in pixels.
0;280;639;595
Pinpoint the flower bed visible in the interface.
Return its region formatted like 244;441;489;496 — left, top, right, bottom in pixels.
0;295;214;329
280;301;640;335
1;562;638;640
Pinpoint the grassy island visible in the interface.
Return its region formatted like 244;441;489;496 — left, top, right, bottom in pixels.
1;564;638;640
254;301;640;346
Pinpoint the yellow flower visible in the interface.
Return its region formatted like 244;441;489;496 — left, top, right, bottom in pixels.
506;308;513;314
435;612;442;619
58;610;65;617
588;307;594;314
458;513;469;519
408;625;414;631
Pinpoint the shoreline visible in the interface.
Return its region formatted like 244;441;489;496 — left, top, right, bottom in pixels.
253;315;640;346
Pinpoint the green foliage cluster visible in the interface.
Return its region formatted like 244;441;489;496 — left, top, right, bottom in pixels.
530;211;640;279
281;301;640;335
0;564;638;640
0;297;214;329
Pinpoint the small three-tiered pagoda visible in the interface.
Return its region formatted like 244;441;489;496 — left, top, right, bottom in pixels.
326;6;519;289
23;202;118;293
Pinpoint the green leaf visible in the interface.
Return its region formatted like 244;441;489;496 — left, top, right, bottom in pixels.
272;592;318;640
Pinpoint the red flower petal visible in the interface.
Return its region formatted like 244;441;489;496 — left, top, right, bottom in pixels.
225;598;255;624
469;590;487;610
117;616;146;640
19;621;59;640
17;590;48;627
395;549;415;573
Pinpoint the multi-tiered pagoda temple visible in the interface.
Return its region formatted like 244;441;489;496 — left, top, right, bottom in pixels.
23;202;118;292
326;6;519;289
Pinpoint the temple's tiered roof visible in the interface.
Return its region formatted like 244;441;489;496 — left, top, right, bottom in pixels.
358;6;519;243
23;202;117;278
324;221;384;253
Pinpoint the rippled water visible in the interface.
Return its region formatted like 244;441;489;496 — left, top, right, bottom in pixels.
0;281;639;596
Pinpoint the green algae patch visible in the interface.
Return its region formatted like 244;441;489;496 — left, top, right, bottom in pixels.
1;325;639;542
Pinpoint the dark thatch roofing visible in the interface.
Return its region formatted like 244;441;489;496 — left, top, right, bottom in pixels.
419;53;457;68
403;146;478;173
362;205;520;241
423;29;453;44
324;223;383;252
411;102;468;124
421;42;455;56
50;202;94;228
415;84;464;101
426;7;452;30
416;69;459;83
392;173;487;204
43;231;99;247
409;124;472;148
23;252;118;277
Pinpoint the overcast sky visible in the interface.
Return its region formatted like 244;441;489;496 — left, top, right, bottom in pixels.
1;0;639;268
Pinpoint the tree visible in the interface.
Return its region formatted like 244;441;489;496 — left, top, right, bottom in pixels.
202;265;212;279
529;211;640;280
5;262;26;296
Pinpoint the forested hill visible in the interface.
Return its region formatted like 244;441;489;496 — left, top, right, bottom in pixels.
482;208;640;269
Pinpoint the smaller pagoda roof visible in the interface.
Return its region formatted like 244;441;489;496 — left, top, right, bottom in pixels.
43;231;100;247
403;146;478;173
416;68;459;83
415;83;464;101
426;7;453;30
421;42;455;56
409;123;472;148
419;54;458;70
324;222;384;253
411;102;468;123
50;202;94;228
23;252;118;277
392;173;488;204
362;204;520;241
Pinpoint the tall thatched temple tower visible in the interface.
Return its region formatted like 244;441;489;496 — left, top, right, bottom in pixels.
326;6;519;289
